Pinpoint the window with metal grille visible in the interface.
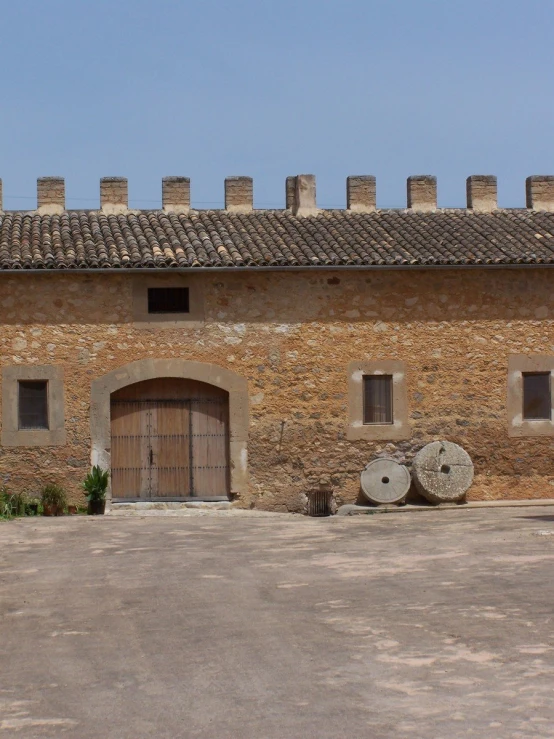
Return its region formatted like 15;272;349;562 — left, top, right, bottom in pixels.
147;287;190;314
523;372;551;420
363;375;393;425
18;381;49;429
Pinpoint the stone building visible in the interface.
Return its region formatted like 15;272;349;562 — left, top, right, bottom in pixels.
1;172;554;511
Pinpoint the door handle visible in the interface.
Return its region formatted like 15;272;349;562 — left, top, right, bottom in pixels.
149;448;153;466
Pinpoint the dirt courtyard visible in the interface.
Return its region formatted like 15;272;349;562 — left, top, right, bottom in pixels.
1;506;553;738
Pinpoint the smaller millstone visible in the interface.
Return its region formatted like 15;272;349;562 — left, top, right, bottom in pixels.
412;440;474;504
360;458;411;505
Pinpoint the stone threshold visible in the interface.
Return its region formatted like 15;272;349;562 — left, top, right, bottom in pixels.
108;501;231;515
337;499;554;516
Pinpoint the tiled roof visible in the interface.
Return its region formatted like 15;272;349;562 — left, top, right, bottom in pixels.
0;209;554;269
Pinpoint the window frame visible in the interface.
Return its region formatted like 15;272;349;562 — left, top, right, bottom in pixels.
347;360;409;441
132;276;204;329
2;365;65;447
508;355;554;437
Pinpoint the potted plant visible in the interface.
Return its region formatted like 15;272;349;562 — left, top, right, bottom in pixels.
26;496;40;516
41;484;67;516
83;466;109;515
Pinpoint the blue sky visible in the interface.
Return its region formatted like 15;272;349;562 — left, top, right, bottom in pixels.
1;0;553;210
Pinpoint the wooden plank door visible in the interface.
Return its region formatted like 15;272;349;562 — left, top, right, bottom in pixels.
191;397;230;497
110;400;152;499
150;400;192;498
110;378;230;500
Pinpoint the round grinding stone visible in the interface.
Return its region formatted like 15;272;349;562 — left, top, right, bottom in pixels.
360;458;411;504
412;440;474;504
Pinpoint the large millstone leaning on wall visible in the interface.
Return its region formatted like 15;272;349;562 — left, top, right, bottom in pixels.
412;441;474;504
360;458;411;505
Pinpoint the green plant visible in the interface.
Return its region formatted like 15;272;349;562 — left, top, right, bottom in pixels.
41;484;67;511
0;486;13;519
0;488;29;519
83;466;109;502
24;495;40;515
9;491;26;517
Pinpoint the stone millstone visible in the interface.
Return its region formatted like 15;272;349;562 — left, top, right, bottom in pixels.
412;441;474;504
360;458;411;505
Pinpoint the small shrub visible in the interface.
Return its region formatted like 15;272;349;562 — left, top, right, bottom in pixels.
83;466;109;502
25;496;40;515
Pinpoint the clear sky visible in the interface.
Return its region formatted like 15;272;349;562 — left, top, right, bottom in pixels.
1;0;553;210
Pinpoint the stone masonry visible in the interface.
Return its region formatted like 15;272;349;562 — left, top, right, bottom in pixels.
1;267;554;511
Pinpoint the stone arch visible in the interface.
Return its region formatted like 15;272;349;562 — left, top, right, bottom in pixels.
90;359;248;501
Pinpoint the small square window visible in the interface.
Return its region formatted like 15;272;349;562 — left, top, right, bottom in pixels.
147;287;190;314
18;381;49;429
523;372;551;420
348;361;408;441
363;375;393;425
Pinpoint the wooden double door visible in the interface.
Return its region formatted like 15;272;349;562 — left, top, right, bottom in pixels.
110;378;230;500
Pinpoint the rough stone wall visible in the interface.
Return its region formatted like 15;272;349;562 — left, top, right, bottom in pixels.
0;268;553;509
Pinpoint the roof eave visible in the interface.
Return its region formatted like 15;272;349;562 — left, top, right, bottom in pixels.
0;263;554;274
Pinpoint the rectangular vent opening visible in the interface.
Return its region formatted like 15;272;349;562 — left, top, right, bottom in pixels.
307;490;332;517
147;287;190;314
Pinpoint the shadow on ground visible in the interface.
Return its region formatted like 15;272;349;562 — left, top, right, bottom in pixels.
517;514;554;521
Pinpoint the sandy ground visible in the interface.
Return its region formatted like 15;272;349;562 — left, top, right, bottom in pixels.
1;506;553;738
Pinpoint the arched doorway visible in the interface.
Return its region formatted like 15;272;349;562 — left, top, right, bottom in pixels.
110;378;230;501
90;359;248;504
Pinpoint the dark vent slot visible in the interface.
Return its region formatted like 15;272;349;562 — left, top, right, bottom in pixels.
307;490;332;517
148;287;190;314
